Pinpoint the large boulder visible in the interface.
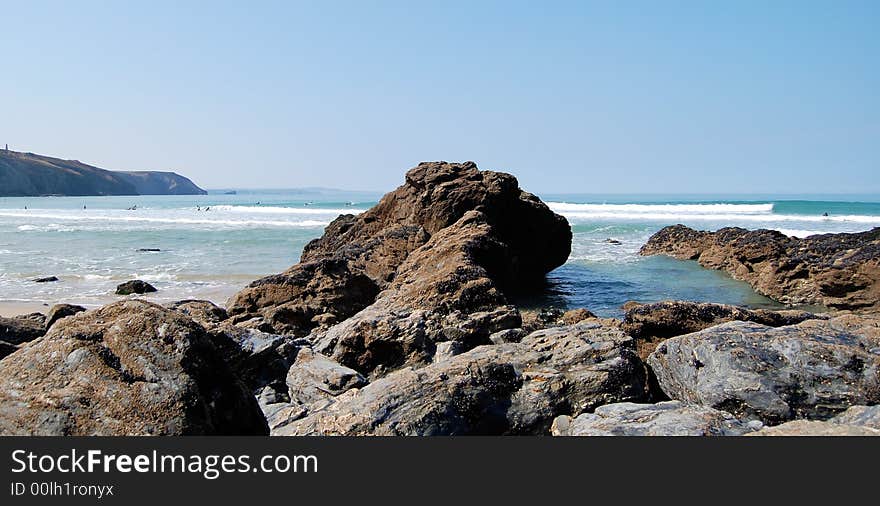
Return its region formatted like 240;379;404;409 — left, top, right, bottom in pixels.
550;401;759;436
647;316;880;425
640;225;880;311
272;322;649;435
0;301;267;435
621;300;826;358
227;161;571;336
310;211;523;376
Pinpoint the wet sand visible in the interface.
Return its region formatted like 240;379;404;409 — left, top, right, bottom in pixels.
0;301;54;318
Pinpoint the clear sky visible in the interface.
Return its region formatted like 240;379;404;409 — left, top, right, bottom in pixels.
1;1;877;193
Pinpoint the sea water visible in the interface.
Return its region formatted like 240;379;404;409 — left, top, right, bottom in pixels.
2;190;879;317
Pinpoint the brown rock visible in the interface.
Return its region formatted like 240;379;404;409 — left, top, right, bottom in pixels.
310;212;522;376
641;225;880;310
0;301;267;435
165;300;228;329
562;308;596;325
226;161;570;336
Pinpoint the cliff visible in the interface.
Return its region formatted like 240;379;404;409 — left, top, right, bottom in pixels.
0;149;206;196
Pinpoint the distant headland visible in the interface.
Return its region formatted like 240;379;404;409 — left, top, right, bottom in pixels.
0;146;207;196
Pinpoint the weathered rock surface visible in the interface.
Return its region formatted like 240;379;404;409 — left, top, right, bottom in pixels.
310;212;524;376
227;161;571;337
272;323;648;435
209;324;300;397
0;301;267;435
0;315;46;345
550;401;759;436
165;300;228;328
640;225;880;310
746;420;880;436
285;348;367;405
44;304;87;330
830;405;880;430
116;279;157;295
647;316;880;425
622;300;826;358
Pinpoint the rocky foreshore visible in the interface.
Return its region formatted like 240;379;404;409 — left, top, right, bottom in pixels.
1;162;879;436
640;224;880;310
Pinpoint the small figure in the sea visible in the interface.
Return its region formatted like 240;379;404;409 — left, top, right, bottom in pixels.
256;201;261;205
24;205;27;210
822;212;829;217
205;206;210;211
197;206;201;211
83;205;87;210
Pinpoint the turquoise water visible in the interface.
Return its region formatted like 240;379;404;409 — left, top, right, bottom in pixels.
1;190;879;317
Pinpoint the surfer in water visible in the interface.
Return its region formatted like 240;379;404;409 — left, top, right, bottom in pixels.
823;212;829;217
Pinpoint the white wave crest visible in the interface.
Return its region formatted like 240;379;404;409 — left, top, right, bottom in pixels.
210;205;363;215
0;211;330;228
548;202;775;215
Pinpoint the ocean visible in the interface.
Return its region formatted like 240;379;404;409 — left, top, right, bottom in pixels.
2;190;879;317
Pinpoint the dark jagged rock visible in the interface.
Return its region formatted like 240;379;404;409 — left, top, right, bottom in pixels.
227;161;571;337
44;304;87;330
641;225;880;310
621;300;827;359
33;276;59;283
116;279;157;295
0;315;46;345
551;401;760;436
0;301;267;435
647;315;880;425
0;341;17;360
210;324;301;396
272;323;648;435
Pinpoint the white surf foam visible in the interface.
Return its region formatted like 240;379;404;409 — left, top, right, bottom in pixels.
210;205;363;215
0;211;331;228
549;202;775;214
545;202;880;226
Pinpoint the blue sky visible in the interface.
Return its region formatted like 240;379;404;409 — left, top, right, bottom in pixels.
1;1;877;193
